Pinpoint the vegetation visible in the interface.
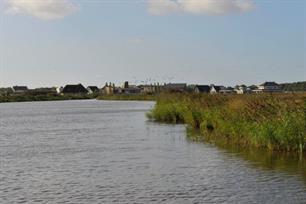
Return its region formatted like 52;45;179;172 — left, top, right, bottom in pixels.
0;94;95;103
97;94;157;101
147;93;306;153
281;81;306;92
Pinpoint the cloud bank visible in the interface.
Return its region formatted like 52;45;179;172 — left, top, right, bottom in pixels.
5;0;79;20
148;0;255;16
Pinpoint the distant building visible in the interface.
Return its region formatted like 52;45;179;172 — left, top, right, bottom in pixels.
121;81;141;94
87;86;100;94
123;81;129;89
210;85;224;94
12;86;28;94
139;84;161;94
101;83;122;95
256;82;281;93
234;85;248;94
163;83;187;92
123;86;141;94
194;85;210;93
62;84;88;94
248;85;258;91
219;87;235;94
56;87;63;94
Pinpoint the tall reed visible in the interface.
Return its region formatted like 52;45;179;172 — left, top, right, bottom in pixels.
148;93;306;153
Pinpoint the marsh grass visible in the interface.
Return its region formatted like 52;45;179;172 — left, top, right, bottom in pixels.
148;93;306;153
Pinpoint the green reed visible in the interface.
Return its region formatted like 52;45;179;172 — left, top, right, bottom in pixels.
148;93;306;153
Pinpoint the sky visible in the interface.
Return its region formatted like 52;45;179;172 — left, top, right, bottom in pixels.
0;0;305;88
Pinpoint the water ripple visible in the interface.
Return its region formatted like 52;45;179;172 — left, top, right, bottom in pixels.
0;100;305;203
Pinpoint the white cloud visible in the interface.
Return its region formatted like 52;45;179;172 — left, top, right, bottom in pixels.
147;0;255;16
147;0;180;16
5;0;79;20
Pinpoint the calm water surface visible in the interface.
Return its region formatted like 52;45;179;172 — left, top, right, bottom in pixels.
1;100;306;204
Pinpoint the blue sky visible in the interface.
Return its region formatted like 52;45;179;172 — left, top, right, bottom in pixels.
0;0;305;88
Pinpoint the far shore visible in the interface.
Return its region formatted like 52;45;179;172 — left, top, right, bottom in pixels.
0;94;96;104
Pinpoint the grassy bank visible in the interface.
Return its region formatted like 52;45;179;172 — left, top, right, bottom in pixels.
148;93;306;153
0;94;95;103
97;94;156;101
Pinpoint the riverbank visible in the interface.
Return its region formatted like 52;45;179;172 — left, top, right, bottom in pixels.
97;94;156;101
0;94;95;103
0;93;154;103
147;93;306;153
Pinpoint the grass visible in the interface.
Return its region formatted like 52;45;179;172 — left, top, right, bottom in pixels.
147;93;306;153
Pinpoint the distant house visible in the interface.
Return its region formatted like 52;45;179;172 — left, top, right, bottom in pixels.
256;82;281;93
12;86;28;93
140;84;161;94
123;86;141;94
235;87;245;94
234;85;248;94
248;85;258;91
56;87;64;94
194;85;210;94
87;86;100;94
101;83;122;95
163;83;187;92
62;84;88;94
219;87;235;94
210;85;224;94
121;81;141;94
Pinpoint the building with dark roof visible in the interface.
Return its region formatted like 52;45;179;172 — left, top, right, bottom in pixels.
12;86;28;93
13;86;28;92
210;85;225;94
194;85;210;93
62;84;88;94
219;87;235;94
256;81;281;93
87;86;100;94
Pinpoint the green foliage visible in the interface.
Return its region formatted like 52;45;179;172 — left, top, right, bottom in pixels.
149;93;306;153
281;81;306;92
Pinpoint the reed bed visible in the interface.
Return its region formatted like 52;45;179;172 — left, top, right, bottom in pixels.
148;93;306;153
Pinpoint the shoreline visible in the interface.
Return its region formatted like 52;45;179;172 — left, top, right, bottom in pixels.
1;92;305;155
0;94;96;104
96;94;157;101
147;93;306;154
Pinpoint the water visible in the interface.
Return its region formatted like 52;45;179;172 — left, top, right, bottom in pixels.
0;100;306;204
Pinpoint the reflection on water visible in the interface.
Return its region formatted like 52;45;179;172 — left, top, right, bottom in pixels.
187;130;306;185
1;100;306;203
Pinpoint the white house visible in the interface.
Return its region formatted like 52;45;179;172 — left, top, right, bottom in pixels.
210;85;225;94
256;82;281;93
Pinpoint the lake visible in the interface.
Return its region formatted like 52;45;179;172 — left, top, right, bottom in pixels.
1;100;306;203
